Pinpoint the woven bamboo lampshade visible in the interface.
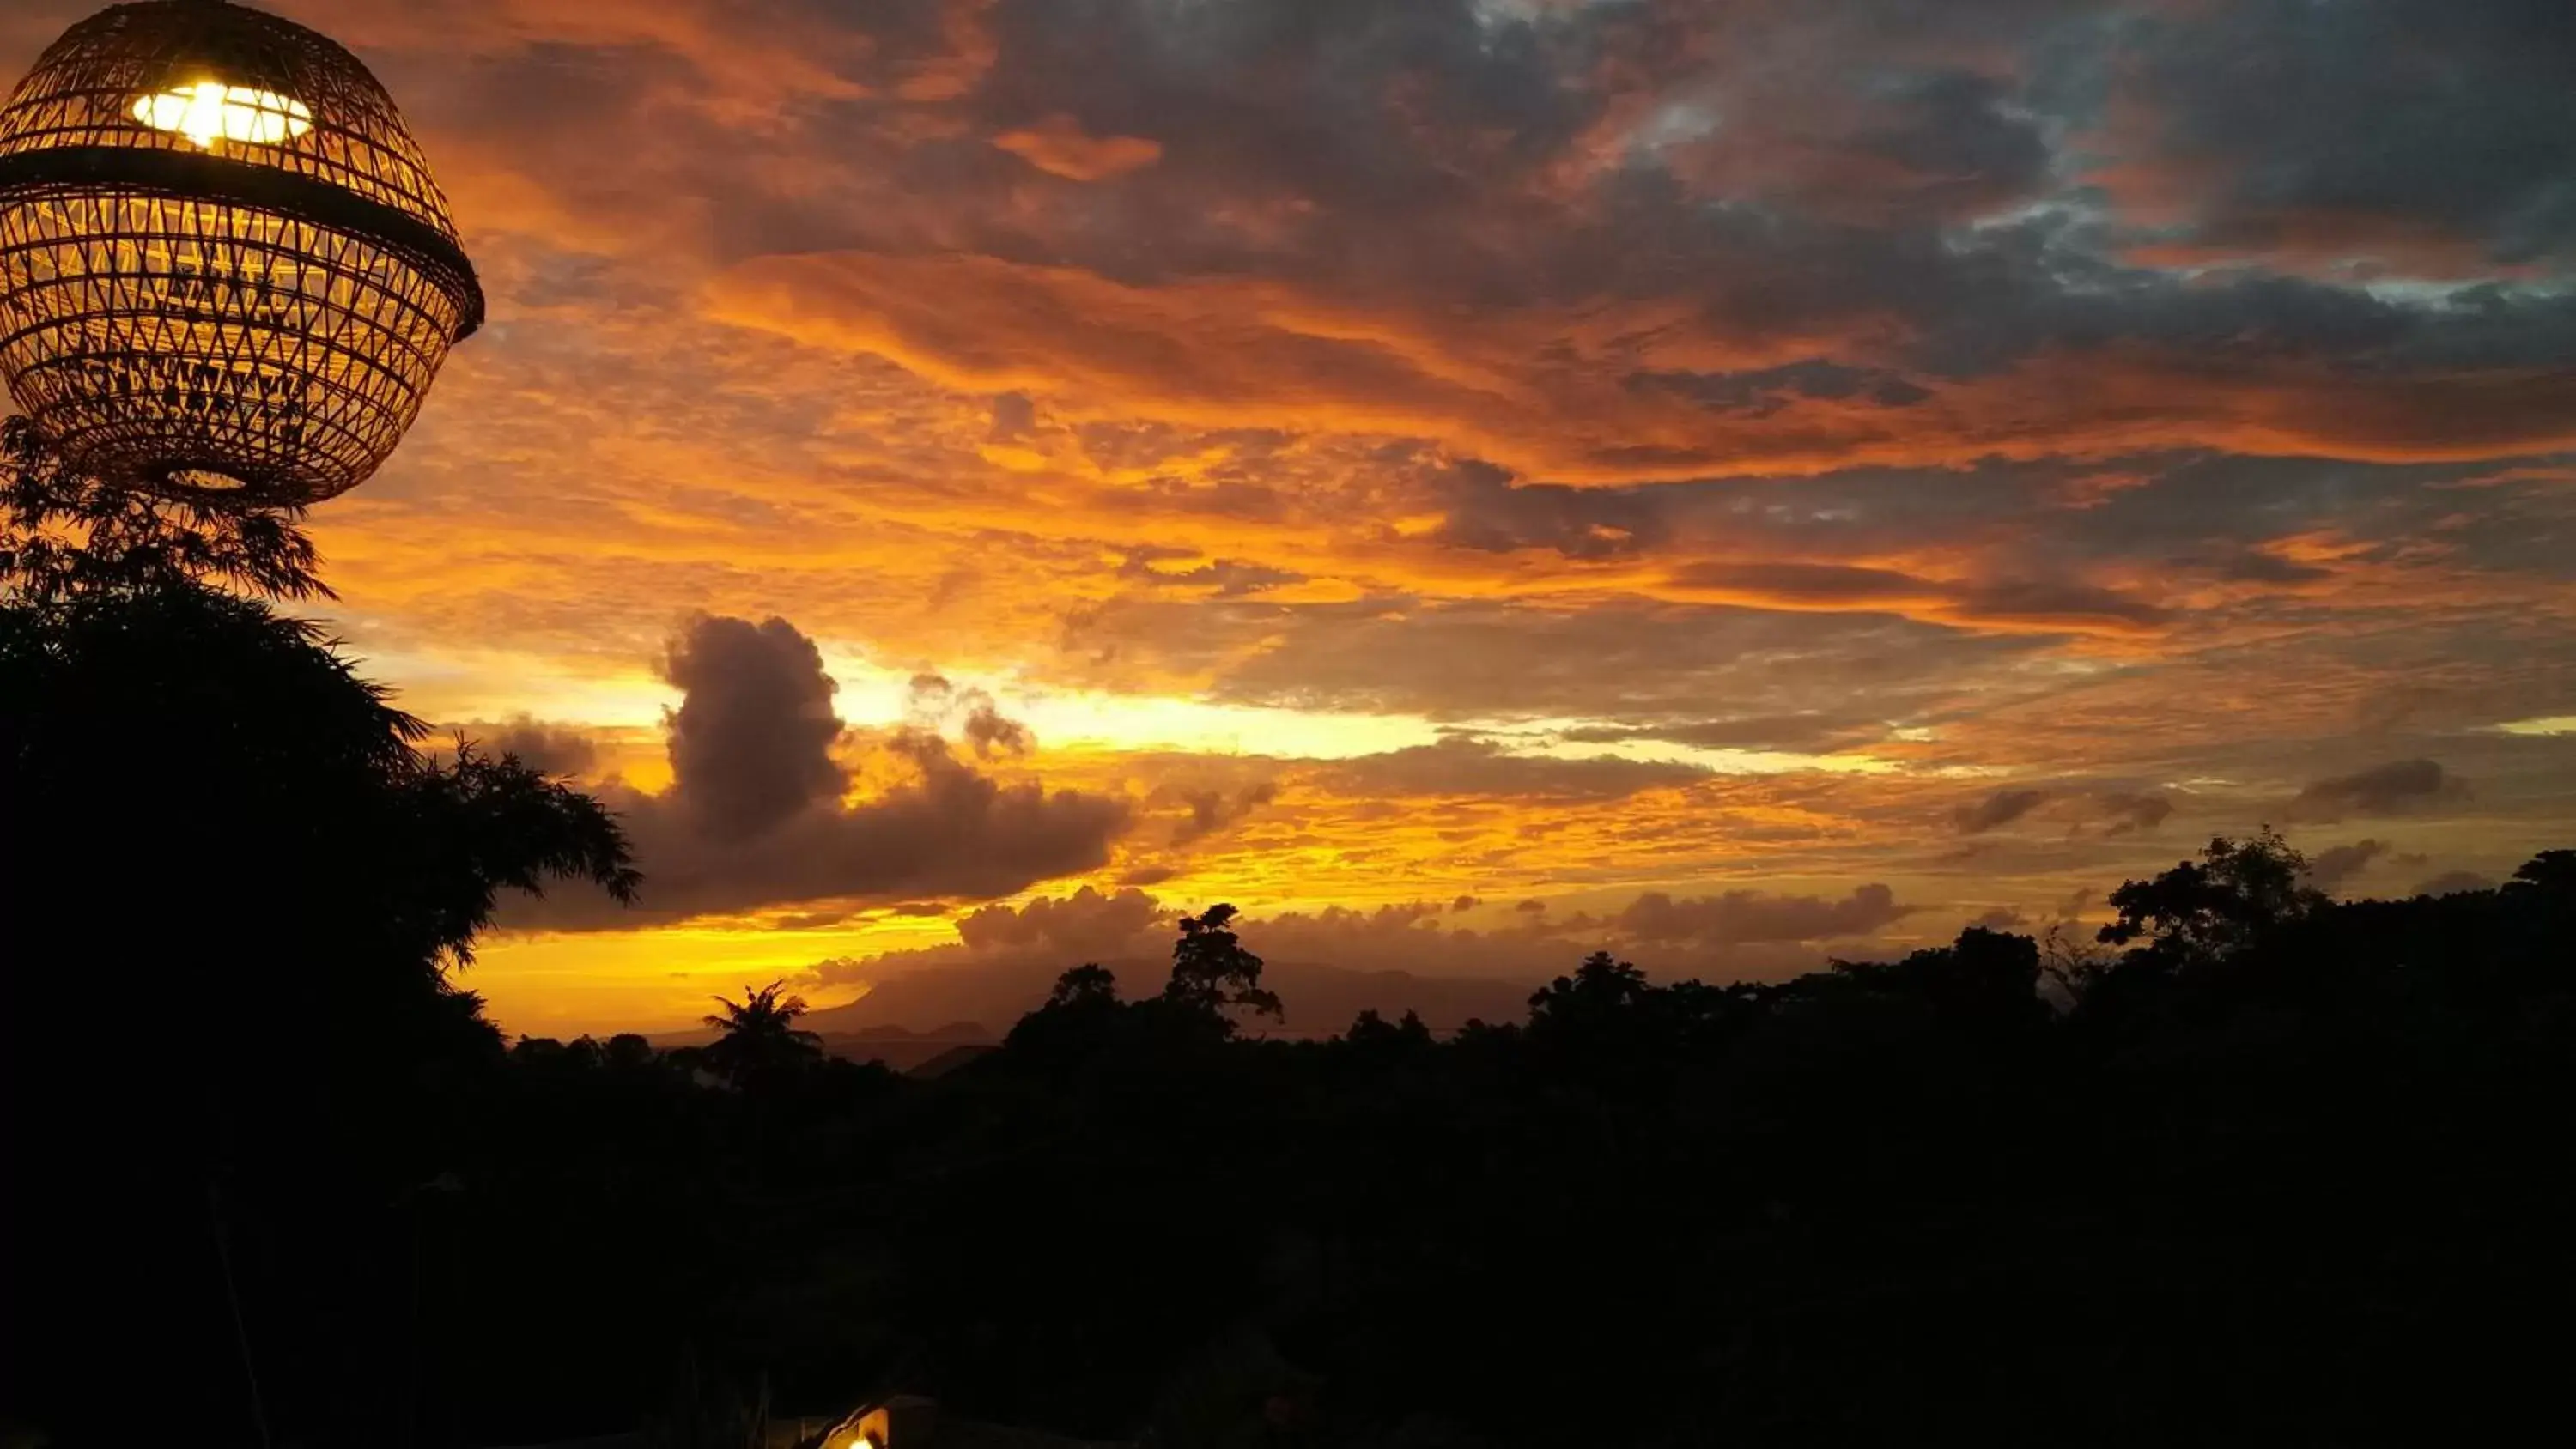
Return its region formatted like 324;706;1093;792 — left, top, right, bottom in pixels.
0;0;483;506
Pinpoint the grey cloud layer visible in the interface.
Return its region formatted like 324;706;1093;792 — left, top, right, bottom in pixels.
507;615;1133;930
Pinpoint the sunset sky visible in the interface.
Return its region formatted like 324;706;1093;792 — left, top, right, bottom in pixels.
13;0;2570;1036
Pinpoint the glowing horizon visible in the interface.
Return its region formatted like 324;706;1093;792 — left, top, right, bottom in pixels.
9;0;2568;1038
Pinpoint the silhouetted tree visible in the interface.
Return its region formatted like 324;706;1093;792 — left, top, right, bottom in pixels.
2506;849;2576;900
1164;904;1283;1027
3;415;325;603
1050;962;1120;1007
1346;1008;1436;1050
1528;950;1651;1023
0;436;638;1444
1002;963;1128;1064
701;982;825;1083
2037;920;2117;1007
1836;926;2049;1034
2099;827;2327;961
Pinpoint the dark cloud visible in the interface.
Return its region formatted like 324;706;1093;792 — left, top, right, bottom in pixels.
1170;781;1279;846
1668;562;2171;632
1425;464;1674;560
2093;791;2176;838
453;715;601;779
1118;548;1308;598
2413;870;2497;898
2121;0;2576;266
1953;787;2053;835
1616;884;1914;946
2304;839;2391;894
661;615;845;841
1628;361;1932;417
952;885;1166;960
908;673;1036;759
961;698;1035;759
1969;906;2030;932
773;911;858;931
508;615;1133;930
783;875;1924;1031
1451;895;1480;914
794;889;1566;1031
706;0;2576;482
2287;759;2472;823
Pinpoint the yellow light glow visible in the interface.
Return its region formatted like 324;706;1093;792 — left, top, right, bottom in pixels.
131;81;313;149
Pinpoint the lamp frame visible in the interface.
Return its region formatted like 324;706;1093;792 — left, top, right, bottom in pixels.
0;0;483;505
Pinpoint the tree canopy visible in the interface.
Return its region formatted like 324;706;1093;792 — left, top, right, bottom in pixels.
1;432;640;1446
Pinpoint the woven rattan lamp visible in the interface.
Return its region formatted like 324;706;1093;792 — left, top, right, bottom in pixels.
0;0;483;506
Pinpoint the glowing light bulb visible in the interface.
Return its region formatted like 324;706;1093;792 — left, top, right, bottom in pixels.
131;81;313;149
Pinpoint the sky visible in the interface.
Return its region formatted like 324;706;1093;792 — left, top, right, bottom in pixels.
10;0;2571;1036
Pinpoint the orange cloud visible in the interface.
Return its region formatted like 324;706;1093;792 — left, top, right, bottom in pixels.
705;252;2576;491
16;0;2570;1035
992;113;1164;180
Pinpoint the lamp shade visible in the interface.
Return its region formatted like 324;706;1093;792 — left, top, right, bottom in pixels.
0;0;483;506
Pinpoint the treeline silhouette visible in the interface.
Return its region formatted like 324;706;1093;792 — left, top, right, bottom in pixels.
6;435;2573;1446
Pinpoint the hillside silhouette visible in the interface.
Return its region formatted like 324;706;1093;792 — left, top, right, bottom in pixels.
6;435;2574;1447
791;956;1539;1048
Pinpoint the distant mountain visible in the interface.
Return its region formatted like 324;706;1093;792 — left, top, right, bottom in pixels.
814;1021;997;1072
799;957;1540;1041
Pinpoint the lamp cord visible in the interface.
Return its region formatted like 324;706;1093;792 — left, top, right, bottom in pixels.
210;1179;276;1449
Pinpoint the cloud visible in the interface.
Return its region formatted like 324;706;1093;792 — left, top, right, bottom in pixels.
2412;870;2497;898
1968;906;2030;932
50;0;2573;1033
2107;0;2576;270
507;615;1133;929
2304;839;2391;894
962;700;1036;759
993;114;1165;181
793;890;1561;1032
806;950;1540;1038
1616;884;1915;946
661;615;847;840
1169;781;1279;846
2092;791;2176;838
453;715;602;779
1953;787;2052;835
2287;759;2473;823
1666;562;2172;635
952;885;1166;959
1200;598;2039;727
1318;737;1706;801
1564;713;1893;755
787;876;1923;1032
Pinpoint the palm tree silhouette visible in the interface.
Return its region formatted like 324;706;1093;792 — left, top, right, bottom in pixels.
701;982;825;1083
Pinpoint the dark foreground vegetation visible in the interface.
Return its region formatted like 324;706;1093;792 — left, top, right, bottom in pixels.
5;431;2573;1446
